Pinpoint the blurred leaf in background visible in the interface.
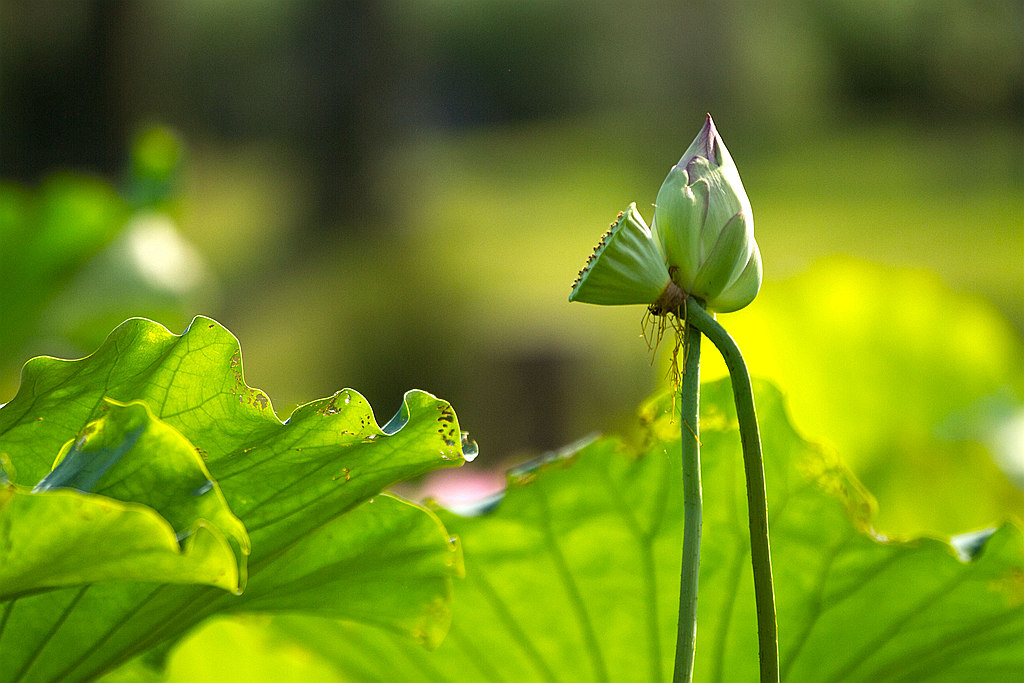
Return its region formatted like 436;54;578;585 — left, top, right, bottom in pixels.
0;173;129;370
127;125;186;211
700;258;1024;538
0;126;217;401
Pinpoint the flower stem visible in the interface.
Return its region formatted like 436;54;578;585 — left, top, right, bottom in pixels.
673;300;702;683
684;298;779;683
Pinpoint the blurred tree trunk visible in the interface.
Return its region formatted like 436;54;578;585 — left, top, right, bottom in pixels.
292;0;397;236
0;0;127;180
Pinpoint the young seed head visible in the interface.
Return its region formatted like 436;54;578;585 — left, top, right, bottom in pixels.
569;203;672;306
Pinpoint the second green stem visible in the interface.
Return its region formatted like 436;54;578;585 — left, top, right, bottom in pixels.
674;301;703;683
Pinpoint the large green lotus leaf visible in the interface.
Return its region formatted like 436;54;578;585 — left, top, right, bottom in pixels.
99;615;346;683
0;317;470;682
0;485;243;600
99;493;460;683
1;400;249;599
38;400;247;561
251;379;1024;682
222;492;461;643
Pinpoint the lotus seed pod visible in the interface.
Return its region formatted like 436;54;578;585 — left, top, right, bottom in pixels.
569;203;672;306
652;114;761;312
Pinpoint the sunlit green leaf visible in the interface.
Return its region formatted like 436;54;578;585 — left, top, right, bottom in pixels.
1;399;248;599
0;317;470;682
100;615;345;683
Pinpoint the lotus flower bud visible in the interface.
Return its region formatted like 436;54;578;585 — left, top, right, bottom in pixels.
652;114;761;313
570;115;760;315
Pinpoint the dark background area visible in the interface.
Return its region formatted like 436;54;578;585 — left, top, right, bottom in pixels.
2;0;1022;477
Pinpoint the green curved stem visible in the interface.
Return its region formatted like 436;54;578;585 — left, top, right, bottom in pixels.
673;301;702;683
684;298;779;683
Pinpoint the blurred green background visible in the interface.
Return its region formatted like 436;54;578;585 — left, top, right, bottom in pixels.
2;0;1023;540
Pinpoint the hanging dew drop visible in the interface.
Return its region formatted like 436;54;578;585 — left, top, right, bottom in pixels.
461;433;479;462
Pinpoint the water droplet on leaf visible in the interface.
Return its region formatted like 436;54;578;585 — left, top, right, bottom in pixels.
192;481;214;496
